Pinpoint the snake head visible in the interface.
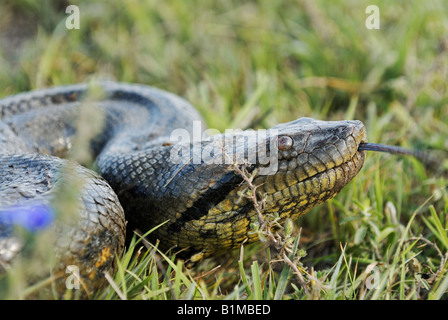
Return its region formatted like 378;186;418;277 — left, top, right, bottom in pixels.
127;117;368;262
250;117;368;219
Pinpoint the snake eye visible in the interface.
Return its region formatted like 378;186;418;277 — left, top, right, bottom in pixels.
277;135;293;150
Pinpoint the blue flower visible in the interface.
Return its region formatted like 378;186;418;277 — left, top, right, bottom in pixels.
0;204;55;232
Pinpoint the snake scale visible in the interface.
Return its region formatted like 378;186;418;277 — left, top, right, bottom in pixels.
0;81;367;297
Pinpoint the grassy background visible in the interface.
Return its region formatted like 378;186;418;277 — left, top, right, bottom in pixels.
0;0;447;299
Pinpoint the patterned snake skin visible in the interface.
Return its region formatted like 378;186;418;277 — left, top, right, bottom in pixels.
0;82;367;297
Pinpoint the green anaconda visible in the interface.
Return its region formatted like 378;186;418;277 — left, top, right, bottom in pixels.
0;81;367;296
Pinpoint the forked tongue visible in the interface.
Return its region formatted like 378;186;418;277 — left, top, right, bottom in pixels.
358;142;442;170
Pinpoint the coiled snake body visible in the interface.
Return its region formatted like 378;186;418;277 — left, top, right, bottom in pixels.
0;82;367;297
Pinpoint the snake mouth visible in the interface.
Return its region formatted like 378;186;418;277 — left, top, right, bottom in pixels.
253;121;368;219
255;147;366;223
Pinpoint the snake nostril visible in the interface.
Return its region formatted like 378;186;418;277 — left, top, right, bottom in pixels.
277;135;293;150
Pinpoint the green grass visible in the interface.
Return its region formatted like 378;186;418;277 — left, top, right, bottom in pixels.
0;0;447;300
